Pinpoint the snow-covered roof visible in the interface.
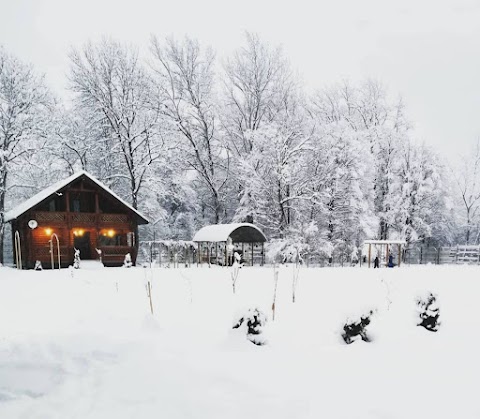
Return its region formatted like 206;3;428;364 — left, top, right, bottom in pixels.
364;240;407;245
4;170;149;224
193;223;267;243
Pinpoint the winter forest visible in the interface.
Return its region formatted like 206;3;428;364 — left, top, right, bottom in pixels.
1;33;479;264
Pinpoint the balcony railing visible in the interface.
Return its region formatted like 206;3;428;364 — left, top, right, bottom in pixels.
33;211;129;225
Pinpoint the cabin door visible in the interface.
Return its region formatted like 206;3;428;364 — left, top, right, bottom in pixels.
74;232;92;260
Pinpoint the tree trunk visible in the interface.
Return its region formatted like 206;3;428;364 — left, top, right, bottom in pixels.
0;172;6;264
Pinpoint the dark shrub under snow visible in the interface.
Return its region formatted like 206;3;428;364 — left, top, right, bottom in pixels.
416;293;440;332
342;310;374;344
233;308;267;346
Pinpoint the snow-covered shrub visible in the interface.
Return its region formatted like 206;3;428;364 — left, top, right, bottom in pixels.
265;238;308;265
416;293;440;332
233;308;267;346
123;253;133;268
95;248;102;264
342;310;374;344
73;248;80;269
34;260;43;270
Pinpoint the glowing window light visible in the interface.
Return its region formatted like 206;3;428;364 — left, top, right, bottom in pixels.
45;228;52;235
107;229;115;238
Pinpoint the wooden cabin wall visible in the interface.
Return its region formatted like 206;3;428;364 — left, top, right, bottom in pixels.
11;176;143;268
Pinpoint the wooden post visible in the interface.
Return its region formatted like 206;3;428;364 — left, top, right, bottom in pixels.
398;244;401;267
242;242;245;263
225;242;227;266
215;242;218;265
386;244;389;267
251;242;254;266
207;242;210;267
147;281;154;315
368;243;372;268
261;242;265;266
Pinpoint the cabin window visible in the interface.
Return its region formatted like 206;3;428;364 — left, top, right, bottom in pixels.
126;232;135;247
69;192;95;213
99;196;123;214
37;195;66;212
98;230;128;246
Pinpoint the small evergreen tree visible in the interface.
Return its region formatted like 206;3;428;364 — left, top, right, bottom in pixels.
73;248;80;269
123;253;133;268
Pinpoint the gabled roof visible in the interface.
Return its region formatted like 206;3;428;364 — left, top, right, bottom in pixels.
5;170;149;224
193;223;267;243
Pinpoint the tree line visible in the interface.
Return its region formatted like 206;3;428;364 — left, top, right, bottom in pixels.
0;33;477;263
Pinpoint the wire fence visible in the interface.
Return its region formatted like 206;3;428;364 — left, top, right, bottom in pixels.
136;240;480;268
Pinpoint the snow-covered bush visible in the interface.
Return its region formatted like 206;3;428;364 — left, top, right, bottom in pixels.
95;248;102;264
123;253;133;268
265;238;308;265
73;248;80;269
342;310;374;344
233;308;267;346
416;293;440;332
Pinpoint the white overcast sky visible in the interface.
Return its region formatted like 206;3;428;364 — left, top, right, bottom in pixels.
1;0;480;160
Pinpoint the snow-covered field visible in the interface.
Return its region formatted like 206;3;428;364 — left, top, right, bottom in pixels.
0;264;478;419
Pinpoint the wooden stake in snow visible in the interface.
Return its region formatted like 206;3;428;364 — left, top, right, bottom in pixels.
230;252;242;294
292;249;301;303
272;264;279;321
147;281;154;315
144;265;154;315
180;269;193;304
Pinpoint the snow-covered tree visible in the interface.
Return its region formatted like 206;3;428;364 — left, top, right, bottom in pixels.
50;107;104;174
69;39;167;210
394;141;452;245
0;47;53;263
150;36;229;224
453;140;480;244
223;32;293;153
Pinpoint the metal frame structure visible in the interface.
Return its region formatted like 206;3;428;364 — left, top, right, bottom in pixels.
49;233;61;270
364;239;406;268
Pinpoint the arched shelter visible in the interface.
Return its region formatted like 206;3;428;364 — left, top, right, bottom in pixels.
193;223;267;266
364;240;406;268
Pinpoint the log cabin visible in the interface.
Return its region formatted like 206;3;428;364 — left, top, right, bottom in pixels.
5;171;149;268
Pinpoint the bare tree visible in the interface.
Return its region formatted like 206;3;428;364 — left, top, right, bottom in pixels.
69;39;165;209
454;140;480;244
0;47;52;263
150;36;228;223
223;32;294;155
51;107;104;174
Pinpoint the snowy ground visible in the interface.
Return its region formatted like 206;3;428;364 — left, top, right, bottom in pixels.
0;264;478;419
